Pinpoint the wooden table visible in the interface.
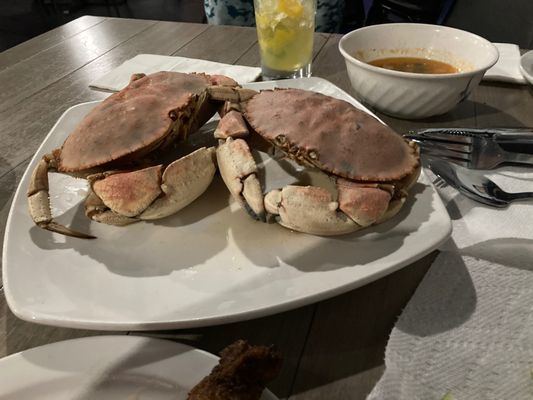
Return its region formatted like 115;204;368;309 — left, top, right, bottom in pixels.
1;16;532;399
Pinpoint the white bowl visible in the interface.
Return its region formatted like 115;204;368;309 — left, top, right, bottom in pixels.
519;50;533;85
338;23;499;119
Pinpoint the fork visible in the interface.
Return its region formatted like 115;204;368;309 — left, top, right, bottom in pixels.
404;128;533;169
428;158;533;207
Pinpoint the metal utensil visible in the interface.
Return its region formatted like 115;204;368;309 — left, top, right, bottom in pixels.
404;128;533;169
427;158;533;207
406;127;533;143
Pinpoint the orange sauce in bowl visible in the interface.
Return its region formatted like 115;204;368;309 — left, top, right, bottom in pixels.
368;57;458;74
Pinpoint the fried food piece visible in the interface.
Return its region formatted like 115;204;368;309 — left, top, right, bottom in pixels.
187;340;282;400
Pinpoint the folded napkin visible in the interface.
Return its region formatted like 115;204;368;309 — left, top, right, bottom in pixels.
483;43;527;84
368;167;533;400
89;54;262;92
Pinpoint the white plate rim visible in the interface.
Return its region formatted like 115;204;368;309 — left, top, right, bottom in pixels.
2;77;452;330
0;335;278;399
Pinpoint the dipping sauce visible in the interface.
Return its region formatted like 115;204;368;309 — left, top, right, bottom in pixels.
368;57;458;74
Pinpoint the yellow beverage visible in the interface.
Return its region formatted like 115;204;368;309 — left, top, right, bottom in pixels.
255;0;315;74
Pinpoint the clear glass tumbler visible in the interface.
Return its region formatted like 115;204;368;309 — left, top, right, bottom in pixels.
254;0;317;80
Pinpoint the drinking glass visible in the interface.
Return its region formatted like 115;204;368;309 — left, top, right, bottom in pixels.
254;0;317;80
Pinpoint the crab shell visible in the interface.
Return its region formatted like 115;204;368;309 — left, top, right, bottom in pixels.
214;88;421;236
59;71;233;173
244;89;418;182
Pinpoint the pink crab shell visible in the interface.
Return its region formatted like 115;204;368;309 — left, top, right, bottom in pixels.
59;72;229;173
244;88;419;182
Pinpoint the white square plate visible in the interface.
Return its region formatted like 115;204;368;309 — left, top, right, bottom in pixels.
3;77;451;330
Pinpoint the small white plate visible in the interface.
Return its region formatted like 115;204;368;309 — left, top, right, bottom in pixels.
519;50;533;85
0;335;278;399
3;77;452;330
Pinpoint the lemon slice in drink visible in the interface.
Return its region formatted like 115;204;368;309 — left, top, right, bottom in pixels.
277;0;303;17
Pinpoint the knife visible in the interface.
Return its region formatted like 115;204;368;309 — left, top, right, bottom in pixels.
404;127;533;141
403;127;533;155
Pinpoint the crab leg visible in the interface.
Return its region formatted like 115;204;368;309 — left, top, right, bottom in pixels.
207;86;257;105
27;151;96;239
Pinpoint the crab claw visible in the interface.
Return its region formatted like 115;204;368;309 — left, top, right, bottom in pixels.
27;152;96;239
264;186;361;236
336;179;393;227
140;147;217;219
87;165;164;225
216;137;265;221
86;147;217;224
264;182;402;236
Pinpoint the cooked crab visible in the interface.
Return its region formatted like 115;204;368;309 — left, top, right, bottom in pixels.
208;87;421;236
27;71;238;238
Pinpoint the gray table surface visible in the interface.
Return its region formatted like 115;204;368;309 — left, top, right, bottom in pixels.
1;16;532;399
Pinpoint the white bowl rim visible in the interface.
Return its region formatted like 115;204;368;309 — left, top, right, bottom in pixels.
338;23;500;80
519;49;533;85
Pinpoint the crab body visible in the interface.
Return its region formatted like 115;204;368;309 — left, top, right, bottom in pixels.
27;71;237;238
210;87;420;236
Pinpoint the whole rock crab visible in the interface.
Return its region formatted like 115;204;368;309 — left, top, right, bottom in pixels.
27;71;238;238
209;87;420;235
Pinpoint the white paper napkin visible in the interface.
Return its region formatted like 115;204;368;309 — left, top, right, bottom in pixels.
483;43;527;84
368;166;533;400
89;54;262;92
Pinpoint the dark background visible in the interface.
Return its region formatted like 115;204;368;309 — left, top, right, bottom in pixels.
1;0;533;52
0;0;205;51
